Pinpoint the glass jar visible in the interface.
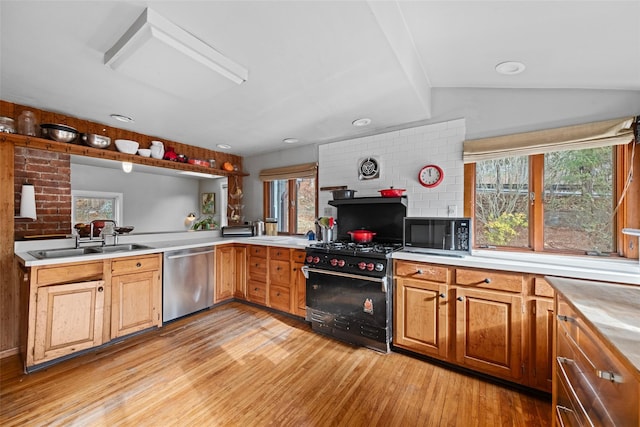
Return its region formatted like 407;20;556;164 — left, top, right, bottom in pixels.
0;116;15;133
17;111;38;136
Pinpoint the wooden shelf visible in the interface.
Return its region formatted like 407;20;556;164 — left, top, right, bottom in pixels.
1;133;248;177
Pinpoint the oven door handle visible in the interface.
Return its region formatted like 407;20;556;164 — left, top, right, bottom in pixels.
301;266;388;293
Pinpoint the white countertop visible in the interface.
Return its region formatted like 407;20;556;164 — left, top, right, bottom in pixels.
14;232;313;267
393;249;640;285
546;276;640;377
15;234;640;285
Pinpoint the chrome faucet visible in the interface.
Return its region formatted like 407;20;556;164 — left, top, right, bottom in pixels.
89;219;118;246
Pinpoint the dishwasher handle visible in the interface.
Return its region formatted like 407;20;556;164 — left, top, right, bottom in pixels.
166;249;215;260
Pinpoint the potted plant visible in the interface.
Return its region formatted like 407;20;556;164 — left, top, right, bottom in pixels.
192;216;218;231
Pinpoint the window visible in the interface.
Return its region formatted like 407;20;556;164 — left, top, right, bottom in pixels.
260;163;317;236
72;190;123;225
265;178;316;235
474;147;615;253
464;116;636;257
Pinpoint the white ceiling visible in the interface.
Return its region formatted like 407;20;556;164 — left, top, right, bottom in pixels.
1;1;639;156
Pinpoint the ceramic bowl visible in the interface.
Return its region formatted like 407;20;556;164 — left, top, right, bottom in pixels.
115;139;139;154
137;148;151;157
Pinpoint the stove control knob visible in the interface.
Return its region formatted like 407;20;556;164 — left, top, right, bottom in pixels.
330;258;338;267
357;262;367;270
313;256;320;264
337;259;346;267
374;263;384;272
306;256;314;263
366;262;375;271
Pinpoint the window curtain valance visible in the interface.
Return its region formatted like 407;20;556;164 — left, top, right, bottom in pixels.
258;162;318;181
463;116;636;163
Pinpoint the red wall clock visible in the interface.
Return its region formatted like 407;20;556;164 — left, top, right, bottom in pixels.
418;164;444;188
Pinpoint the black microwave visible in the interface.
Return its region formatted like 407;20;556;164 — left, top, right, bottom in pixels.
403;217;471;257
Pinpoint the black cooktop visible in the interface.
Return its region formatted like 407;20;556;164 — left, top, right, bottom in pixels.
307;240;403;258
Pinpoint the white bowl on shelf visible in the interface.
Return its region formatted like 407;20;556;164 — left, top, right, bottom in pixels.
137;148;151;157
115;139;139;154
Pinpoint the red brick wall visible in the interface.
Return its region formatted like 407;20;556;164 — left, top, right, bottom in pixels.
14;147;71;239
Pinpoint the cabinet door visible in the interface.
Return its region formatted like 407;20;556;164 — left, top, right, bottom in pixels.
215;245;235;302
111;271;160;339
33;280;105;364
233;245;247;299
394;278;449;358
292;261;306;317
455;287;523;382
532;298;554;392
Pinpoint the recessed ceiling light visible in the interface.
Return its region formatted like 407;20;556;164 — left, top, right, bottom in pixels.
216;143;232;150
495;61;526;75
352;118;372;127
110;113;134;123
283;138;299;144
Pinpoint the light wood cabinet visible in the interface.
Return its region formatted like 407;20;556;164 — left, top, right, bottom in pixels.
268;247;292;313
215;244;247;302
454;286;523;382
247;245;267;305
394;260;531;388
394;277;449;358
292;250;306;317
215;245;235;302
32;280;105;365
530;277;554;393
110;254;162;339
25;259;107;369
554;293;639;426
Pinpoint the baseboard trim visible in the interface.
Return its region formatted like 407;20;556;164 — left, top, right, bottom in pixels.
0;347;19;359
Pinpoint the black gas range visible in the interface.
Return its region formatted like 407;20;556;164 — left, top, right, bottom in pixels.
302;197;407;353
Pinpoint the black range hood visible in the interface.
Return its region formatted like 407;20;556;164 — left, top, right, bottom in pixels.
329;196;407;243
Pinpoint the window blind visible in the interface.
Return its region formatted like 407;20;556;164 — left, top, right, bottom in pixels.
258;162;318;181
463;116;635;163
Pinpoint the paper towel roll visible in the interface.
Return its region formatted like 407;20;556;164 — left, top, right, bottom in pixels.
20;183;37;220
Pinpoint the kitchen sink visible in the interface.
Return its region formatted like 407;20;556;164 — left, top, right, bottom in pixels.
28;244;152;259
88;244;151;253
28;247;98;259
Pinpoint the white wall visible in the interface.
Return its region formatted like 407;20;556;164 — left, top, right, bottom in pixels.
71;164;201;232
318;119;465;218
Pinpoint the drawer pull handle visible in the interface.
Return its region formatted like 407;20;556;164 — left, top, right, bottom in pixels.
416;269;423;275
596;370;623;383
557;314;575;323
457;296;464;301
136;262;142;268
483;278;491;284
254;287;258;291
439;293;446;298
276;292;280;296
98;286;104;292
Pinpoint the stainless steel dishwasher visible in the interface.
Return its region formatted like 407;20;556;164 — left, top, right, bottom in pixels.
163;246;215;322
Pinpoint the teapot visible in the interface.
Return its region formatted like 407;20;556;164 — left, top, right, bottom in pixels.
150;141;164;159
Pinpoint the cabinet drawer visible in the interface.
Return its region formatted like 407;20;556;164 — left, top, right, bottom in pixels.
247;280;266;304
557;299;638;426
291;250;306;263
269;284;291;312
455;268;523;293
269;260;290;285
111;254;160;274
248;256;267;282
248;245;267;258
534;277;554;298
35;261;104;286
269;247;290;261
394;261;448;283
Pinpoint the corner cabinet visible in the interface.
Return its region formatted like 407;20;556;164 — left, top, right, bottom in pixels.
215;244;246;302
110;254;162;339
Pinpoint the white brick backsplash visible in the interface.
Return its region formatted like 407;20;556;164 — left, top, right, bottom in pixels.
319;119;466;217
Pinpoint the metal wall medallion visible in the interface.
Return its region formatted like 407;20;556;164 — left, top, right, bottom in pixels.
358;156;380;180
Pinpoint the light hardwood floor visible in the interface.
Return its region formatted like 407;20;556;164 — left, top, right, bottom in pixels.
1;302;551;426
